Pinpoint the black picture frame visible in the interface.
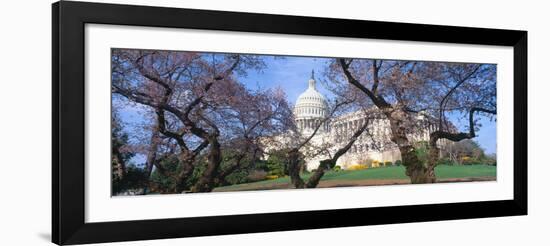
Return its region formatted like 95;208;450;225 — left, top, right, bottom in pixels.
52;1;527;245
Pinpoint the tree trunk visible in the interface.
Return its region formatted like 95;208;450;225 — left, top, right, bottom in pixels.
386;109;435;184
174;157;196;193
399;145;436;184
306;159;334;188
191;138;222;192
287;149;305;188
411;139;440;184
112;149;126;179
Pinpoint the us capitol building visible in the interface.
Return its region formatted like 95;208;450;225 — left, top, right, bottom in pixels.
276;72;440;171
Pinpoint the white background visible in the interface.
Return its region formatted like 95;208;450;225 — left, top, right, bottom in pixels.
0;0;547;245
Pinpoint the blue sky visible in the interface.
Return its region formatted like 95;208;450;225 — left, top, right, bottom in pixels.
238;56;333;105
236;56;497;155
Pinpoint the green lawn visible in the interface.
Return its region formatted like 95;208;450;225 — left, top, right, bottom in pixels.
214;165;496;192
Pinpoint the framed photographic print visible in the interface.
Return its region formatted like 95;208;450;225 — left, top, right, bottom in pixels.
52;1;527;245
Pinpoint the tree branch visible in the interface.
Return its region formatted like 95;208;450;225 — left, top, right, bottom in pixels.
371;60;382;95
438;65;481;130
338;58;390;108
431;107;496;145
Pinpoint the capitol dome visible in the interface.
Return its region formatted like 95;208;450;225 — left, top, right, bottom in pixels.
294;71;329;132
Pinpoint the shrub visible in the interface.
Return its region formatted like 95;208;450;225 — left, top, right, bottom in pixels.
384;161;393;166
149;156;183;193
395;160;403;166
266;161;285;176
333;165;342;172
265;150;288;176
112;165;148;195
225;170;249;185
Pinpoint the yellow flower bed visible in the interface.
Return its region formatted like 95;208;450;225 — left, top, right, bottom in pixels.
266;175;279;180
346;160;388;170
348;164;368;170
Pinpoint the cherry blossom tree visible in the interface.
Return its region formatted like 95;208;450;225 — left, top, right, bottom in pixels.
111;49;286;193
333;58;496;183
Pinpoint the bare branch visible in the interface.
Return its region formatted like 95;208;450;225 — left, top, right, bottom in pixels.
338;58;390;108
431;107;496;145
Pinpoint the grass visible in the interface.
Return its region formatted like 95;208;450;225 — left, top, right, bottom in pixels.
214;164;496;192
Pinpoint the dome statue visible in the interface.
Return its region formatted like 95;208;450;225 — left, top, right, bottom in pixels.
294;70;329;133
